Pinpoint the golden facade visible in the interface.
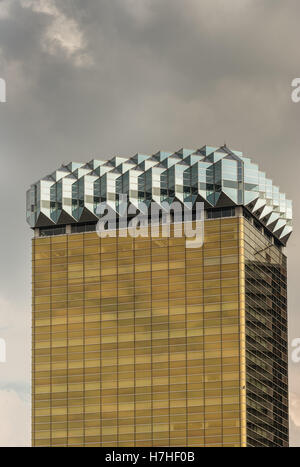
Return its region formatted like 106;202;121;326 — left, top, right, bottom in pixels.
32;216;278;447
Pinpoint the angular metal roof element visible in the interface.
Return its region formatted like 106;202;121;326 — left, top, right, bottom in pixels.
26;145;293;245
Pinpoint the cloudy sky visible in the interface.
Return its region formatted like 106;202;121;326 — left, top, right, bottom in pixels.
0;0;300;446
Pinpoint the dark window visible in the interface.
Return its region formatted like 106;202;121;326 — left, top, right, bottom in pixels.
207;207;235;219
253;219;262;232
39;226;66;237
71;222;97;233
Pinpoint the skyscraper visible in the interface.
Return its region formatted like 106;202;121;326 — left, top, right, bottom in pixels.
27;145;292;447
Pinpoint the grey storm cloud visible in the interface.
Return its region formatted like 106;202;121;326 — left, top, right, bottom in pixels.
0;0;300;446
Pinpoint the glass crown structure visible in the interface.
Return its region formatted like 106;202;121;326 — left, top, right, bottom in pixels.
26;145;292;245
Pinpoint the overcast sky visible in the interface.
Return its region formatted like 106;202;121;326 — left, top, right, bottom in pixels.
0;0;300;446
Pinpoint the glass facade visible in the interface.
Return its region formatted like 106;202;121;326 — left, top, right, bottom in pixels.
32;215;288;447
32;217;248;447
243;221;289;447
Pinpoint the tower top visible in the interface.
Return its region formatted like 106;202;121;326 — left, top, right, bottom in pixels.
26;145;292;245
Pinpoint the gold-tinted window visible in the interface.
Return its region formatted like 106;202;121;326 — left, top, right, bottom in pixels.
32;218;243;447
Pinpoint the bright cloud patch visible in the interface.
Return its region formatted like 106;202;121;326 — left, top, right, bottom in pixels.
0;294;30;393
290;392;300;427
0;390;30;447
0;0;11;19
0;296;30;446
21;0;93;67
